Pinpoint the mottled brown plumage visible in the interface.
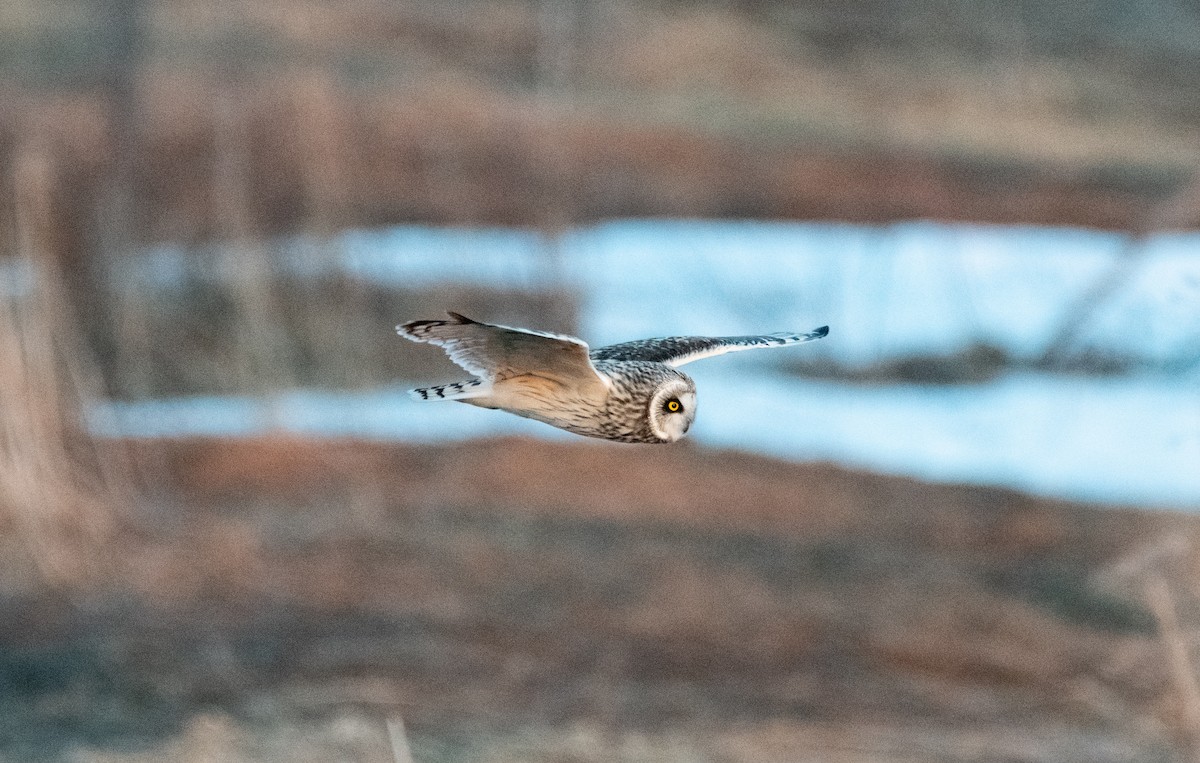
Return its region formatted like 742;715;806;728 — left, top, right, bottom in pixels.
398;313;828;443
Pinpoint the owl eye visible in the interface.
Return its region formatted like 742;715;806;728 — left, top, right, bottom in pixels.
666;399;681;413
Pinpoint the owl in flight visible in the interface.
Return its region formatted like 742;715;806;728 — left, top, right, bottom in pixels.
398;312;828;444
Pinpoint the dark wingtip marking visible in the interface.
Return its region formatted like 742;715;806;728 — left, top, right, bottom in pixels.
398;319;442;337
814;325;829;338
399;313;476;337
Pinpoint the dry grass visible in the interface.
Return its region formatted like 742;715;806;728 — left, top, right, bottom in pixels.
78;711;397;763
74;713;1167;763
2;4;1199;758
0;435;1184;762
0;144;129;588
3;68;1179;237
1095;534;1200;759
2;1;1197;262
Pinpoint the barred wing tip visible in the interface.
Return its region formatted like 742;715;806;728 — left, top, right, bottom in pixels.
396;321;423;337
773;325;828;342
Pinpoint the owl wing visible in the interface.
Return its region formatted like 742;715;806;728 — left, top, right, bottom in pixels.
398;312;610;390
590;326;828;367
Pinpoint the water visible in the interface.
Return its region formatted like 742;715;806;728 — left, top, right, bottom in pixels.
93;219;1200;509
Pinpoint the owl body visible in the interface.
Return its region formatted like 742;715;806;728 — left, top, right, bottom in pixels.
398;312;827;444
460;359;695;443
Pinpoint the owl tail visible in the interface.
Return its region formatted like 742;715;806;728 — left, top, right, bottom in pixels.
409;378;490;401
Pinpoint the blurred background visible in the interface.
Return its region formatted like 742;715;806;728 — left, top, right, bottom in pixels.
2;1;1200;760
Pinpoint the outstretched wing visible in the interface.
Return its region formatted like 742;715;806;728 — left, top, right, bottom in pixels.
398;312;610;390
590;326;828;368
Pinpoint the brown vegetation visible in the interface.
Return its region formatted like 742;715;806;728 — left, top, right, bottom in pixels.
1;70;1187;248
0;144;128;588
4;0;1200;272
3;434;1196;761
3;2;1200;760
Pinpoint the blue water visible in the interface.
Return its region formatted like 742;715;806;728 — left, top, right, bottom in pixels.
90;371;1200;509
95;219;1200;509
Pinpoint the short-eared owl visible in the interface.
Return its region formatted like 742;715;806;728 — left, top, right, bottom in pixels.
398;312;829;444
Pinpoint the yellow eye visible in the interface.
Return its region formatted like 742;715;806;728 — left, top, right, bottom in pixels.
667;400;681;412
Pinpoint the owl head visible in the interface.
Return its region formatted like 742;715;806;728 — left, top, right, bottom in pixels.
647;375;698;442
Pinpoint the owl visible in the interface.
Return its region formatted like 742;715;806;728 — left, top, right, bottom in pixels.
398;312;828;444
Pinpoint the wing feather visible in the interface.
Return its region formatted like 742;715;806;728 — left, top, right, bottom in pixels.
398;312;611;390
590;326;828;367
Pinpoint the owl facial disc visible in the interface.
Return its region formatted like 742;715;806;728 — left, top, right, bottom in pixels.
648;380;697;442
